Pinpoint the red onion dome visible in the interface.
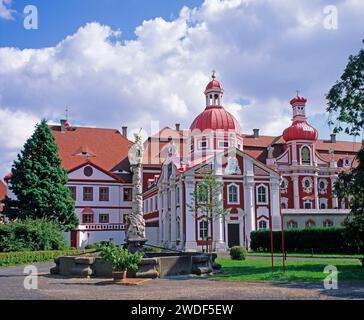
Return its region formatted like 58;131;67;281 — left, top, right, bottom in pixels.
283;121;318;142
205;79;223;91
190;106;241;134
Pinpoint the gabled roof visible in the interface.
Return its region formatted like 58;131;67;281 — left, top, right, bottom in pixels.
143;126;188;165
50;125;133;174
68;161;127;183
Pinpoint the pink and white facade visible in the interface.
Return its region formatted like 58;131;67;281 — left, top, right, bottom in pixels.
142;75;359;251
1;74;360;250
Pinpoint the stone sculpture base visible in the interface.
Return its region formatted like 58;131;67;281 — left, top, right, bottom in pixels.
50;252;221;279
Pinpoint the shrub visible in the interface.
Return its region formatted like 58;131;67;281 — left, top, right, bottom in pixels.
250;227;359;254
230;246;247;260
0;249;96;267
0;218;68;252
144;245;162;253
98;244;144;272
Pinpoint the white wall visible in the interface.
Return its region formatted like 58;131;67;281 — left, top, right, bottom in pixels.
78;230;126;249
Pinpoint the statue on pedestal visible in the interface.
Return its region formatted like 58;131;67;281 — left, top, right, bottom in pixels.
126;130;147;252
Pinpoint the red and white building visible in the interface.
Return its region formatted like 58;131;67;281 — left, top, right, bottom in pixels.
142;75;361;251
1;74;361;250
49;125;134;248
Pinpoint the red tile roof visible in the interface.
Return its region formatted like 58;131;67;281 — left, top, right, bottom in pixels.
50;125;133;174
0;180;6;212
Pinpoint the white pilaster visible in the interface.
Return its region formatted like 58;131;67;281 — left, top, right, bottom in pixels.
170;180;177;248
270;180;282;231
331;176;339;208
314;174;319;209
184;176;199;251
293;175;300;209
291;143;297;165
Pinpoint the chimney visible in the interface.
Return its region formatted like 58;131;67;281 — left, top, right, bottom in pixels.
253;128;259;138
330;133;336;143
60;119;67;132
175;123;180;131
122;126;128;138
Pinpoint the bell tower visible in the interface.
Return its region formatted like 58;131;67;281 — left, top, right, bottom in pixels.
204;70;224;107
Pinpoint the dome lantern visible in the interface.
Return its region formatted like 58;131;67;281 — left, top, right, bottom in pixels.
282;94;318;142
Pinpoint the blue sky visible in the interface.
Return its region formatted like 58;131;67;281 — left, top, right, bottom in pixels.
0;0;363;178
0;0;203;48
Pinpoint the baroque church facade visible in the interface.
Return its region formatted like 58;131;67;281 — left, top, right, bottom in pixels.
1;75;360;250
142;75;359;251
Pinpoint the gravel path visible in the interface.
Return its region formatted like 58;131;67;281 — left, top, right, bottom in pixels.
0;262;363;300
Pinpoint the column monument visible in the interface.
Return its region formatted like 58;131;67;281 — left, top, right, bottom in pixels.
126;130;147;252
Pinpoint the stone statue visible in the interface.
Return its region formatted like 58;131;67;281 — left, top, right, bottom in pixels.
225;156;241;175
267;145;274;158
126;130;147;251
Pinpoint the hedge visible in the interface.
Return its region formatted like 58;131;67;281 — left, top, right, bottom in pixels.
250;228;360;254
0;219;68;252
0;249;97;267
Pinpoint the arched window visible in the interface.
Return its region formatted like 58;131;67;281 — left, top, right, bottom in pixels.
228;184;239;204
257;185;268;204
258;220;267;229
323;219;333;227
287;220;298;229
199;220;208;239
281;202;287;209
305;219;316;228
301;146;311;165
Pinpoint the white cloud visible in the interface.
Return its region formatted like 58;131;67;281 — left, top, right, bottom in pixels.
0;0;14;20
0;0;363;177
0;108;39;178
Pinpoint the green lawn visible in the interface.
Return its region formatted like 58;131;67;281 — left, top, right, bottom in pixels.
210;258;364;282
247;252;362;259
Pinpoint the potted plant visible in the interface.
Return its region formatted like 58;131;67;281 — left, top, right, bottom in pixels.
98;244;144;282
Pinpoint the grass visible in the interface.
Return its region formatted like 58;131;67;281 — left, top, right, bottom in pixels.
210;258;364;282
248;252;362;259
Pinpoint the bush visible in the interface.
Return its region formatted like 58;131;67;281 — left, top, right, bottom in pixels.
0;218;68;252
98;244;144;272
230;246;247;260
250;227;359;254
144;245;162;253
0;249;96;267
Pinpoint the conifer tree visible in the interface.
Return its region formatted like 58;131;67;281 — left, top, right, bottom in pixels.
3;119;78;231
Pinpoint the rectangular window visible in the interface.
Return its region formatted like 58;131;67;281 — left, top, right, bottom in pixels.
198;139;208;150
257;185;267;204
82;214;94;223
69;186;76;200
123;188;132;201
99;214;109;223
99;187;109;201
83;187;93;201
199;220;209;239
155;196;158;210
228;185;239;204
304;201;312;209
218;141;229;148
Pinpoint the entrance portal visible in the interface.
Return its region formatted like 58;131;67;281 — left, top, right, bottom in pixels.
227;224;240;247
